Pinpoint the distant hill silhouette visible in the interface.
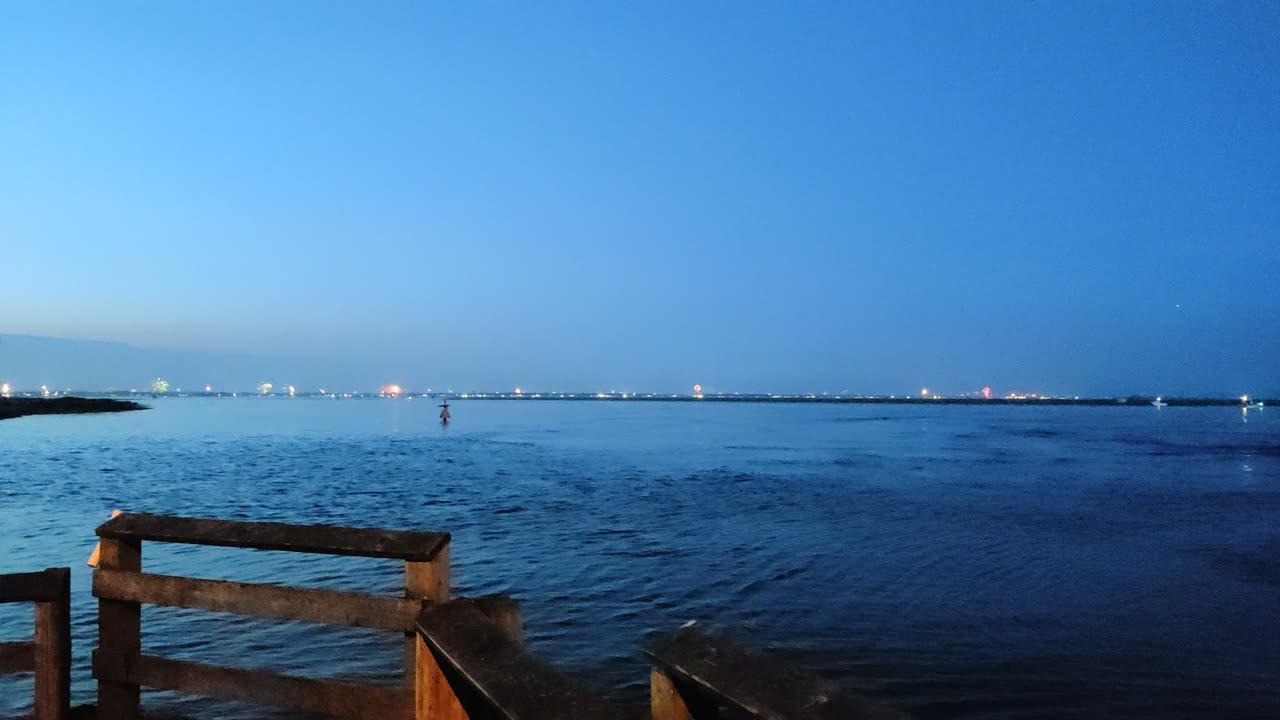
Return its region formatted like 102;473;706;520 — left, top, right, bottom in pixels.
0;334;352;392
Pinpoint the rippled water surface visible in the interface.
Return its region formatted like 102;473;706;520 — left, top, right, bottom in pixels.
1;398;1278;718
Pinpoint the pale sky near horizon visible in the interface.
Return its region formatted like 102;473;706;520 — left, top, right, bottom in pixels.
2;2;1278;395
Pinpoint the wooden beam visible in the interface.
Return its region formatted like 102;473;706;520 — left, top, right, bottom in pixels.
96;538;141;720
651;668;718;720
94;569;423;631
646;624;910;720
97;512;449;561
415;633;469;720
0;569;66;604
0;641;35;674
405;543;450;686
34;568;71;720
93;651;412;720
417;599;626;720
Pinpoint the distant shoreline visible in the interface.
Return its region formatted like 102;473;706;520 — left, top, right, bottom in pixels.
0;397;147;421
5;392;1270;408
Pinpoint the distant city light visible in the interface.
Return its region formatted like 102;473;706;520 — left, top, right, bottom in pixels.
693;384;702;394
920;387;929;398
981;386;992;400
382;384;403;397
1241;395;1249;405
205;385;212;393
287;385;296;397
258;382;273;395
151;379;170;394
41;385;50;397
0;383;9;398
514;387;524;396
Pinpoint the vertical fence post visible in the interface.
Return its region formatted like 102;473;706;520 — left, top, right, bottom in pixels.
98;539;142;720
33;568;71;720
414;633;469;720
405;541;449;685
474;595;522;644
651;668;719;720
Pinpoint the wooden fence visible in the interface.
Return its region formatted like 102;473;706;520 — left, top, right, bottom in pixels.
90;512;450;720
0;567;72;720
74;512;907;720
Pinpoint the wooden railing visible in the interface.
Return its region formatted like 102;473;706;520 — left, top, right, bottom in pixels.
90;512;450;720
0;567;72;720
83;513;908;720
413;597;628;720
646;623;910;720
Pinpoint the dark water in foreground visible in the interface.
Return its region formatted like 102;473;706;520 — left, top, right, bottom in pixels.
1;398;1278;718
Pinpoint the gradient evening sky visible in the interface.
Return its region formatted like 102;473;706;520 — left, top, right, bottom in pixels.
2;2;1278;395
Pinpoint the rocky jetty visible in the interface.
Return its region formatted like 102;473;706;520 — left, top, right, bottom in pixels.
0;397;146;421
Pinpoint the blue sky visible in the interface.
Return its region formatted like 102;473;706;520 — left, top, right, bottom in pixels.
2;2;1277;394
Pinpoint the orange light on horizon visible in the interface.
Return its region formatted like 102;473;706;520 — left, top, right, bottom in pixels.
981;386;992;399
382;384;403;397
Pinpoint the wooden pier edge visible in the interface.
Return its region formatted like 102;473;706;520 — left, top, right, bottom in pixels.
415;597;627;720
646;623;911;720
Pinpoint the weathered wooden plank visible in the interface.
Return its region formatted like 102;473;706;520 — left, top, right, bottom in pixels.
651;668;718;720
646;624;910;720
97;512;450;561
0;569;66;604
94;569;423;631
0;641;36;674
96;538;141;720
417;598;627;720
92;651;412;720
34;568;71;720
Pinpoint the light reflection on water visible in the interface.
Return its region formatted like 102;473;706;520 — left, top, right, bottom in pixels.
1;398;1278;718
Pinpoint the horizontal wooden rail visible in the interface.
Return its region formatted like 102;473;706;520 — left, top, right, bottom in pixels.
647;624;909;720
416;598;627;720
0;569;67;604
0;641;36;674
93;651;412;720
97;512;450;561
94;569;424;631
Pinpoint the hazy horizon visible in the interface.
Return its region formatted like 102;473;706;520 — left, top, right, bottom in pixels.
0;332;1274;398
3;4;1277;396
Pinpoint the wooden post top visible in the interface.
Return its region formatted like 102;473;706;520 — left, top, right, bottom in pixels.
97;513;449;561
646;624;911;720
417;598;630;720
0;568;70;604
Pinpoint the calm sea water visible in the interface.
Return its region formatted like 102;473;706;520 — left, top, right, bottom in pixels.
1;398;1277;718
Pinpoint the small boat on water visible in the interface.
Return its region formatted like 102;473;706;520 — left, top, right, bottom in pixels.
1152;397;1168;408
